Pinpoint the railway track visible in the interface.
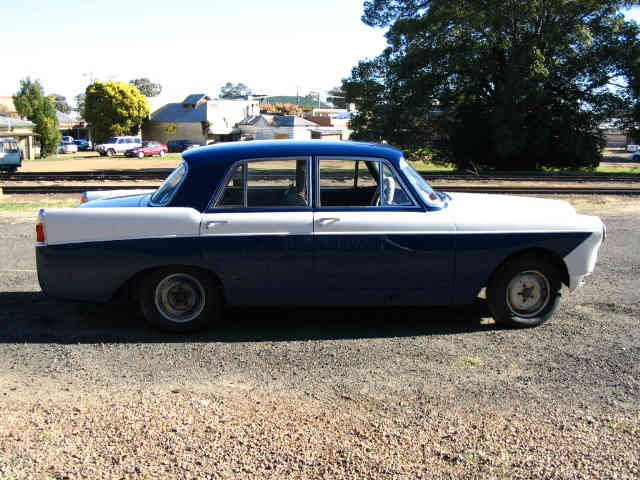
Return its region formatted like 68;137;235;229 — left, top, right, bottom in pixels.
4;185;640;195
1;170;639;183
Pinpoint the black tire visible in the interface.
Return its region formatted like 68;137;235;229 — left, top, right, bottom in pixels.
487;254;562;327
107;149;115;157
139;267;221;333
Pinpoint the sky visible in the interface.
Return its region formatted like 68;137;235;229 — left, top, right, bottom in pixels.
0;0;388;106
2;2;639;108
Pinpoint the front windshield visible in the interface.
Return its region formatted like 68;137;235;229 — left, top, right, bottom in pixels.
150;162;188;205
398;158;446;209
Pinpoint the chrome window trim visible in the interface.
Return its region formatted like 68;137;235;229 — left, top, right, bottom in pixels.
149;161;189;207
207;156;312;211
315;156;421;210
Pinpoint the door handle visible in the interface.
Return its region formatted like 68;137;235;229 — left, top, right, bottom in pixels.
316;217;339;225
204;220;228;229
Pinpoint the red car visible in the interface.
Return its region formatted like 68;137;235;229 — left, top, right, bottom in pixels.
125;141;168;158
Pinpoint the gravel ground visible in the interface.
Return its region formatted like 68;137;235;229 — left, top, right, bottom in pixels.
0;197;638;479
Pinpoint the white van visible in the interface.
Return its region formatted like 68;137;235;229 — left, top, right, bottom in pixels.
95;136;142;156
0;138;22;173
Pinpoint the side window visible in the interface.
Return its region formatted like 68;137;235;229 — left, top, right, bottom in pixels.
318;158;378;208
214;158;309;209
381;164;414;206
216;163;244;208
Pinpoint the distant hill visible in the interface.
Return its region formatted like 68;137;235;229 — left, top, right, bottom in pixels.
260;96;331;108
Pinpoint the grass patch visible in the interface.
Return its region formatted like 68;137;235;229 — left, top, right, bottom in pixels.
0;200;78;212
460;356;484;367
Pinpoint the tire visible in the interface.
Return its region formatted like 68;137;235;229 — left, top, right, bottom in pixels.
106;149;115;157
159;150;165;157
486;254;562;327
139;267;221;333
138;151;144;159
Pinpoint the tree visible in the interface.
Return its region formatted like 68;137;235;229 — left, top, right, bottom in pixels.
259;102;305;116
49;94;72;114
13;78;61;157
84;80;149;143
327;86;347;109
74;92;86;117
130;78;162;97
220;82;252;99
344;0;640;171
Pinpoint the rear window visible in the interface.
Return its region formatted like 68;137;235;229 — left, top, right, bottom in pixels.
0;141;19;152
150;162;188;206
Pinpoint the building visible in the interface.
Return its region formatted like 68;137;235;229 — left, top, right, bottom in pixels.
56;112;90;141
144;94;261;145
0;115;37;160
238;115;320;140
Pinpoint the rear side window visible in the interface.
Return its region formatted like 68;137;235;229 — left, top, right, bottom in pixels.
150;162;188;206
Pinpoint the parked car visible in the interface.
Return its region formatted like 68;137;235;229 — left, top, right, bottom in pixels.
0;138;22;173
58;141;78;154
36;140;605;333
630;150;640;161
125;141;168;158
167;139;200;153
61;135;74;143
95;136;142;156
73;138;92;151
626;144;639;152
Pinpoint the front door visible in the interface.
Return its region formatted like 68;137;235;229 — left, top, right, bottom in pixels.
312;157;455;305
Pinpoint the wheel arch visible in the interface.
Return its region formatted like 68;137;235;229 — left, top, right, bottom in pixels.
115;264;226;304
487;247;569;289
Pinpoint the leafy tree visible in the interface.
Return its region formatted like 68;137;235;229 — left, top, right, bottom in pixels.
49;94;72;114
84;80;149;143
327;86;347;109
74;92;86;117
13;78;61;157
130;78;162;97
345;0;640;171
259;102;305;116
220;82;252;99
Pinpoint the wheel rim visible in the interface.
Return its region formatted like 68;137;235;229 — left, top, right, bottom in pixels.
138;151;144;158
160;150;165;157
154;273;206;324
505;270;550;318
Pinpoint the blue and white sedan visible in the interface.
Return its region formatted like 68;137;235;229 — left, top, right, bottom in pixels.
36;141;605;332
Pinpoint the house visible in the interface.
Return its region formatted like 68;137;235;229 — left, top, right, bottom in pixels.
0;115;37;160
238;115;320;140
56;112;90;142
144;94;261;145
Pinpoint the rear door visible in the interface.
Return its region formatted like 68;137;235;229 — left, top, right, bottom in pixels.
200;156;314;305
312;156;456;305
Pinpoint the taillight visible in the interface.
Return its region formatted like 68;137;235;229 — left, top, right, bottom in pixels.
81;192;88;203
36;223;45;243
36;209;46;243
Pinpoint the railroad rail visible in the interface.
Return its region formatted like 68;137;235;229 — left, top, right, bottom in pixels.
0;170;639;183
4;185;640;195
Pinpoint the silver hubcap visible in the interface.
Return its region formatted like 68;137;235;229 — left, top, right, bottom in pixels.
505;270;550;318
154;273;205;323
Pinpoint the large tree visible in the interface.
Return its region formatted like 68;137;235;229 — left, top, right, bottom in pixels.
49;94;72;114
13;78;61;157
220;82;252;99
84;80;149;143
130;78;162;97
344;0;640;170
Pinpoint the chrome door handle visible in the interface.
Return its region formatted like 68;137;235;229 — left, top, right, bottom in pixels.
316;217;339;225
204;220;228;229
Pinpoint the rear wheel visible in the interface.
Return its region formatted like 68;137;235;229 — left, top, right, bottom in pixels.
159;150;165;157
139;267;221;332
487;254;561;327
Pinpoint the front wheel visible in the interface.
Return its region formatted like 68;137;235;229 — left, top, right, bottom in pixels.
159;150;165;157
106;149;115;157
139;267;221;332
137;151;145;159
487;254;562;327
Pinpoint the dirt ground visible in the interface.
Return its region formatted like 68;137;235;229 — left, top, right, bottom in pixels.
0;196;638;478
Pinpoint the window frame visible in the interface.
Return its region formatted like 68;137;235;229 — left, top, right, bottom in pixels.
208;156;312;212
314;155;421;211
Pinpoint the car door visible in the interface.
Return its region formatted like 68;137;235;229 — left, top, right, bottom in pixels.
312;156;456;306
199;156;314;305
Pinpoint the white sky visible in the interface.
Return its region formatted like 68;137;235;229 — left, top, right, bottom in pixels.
1;2;638;107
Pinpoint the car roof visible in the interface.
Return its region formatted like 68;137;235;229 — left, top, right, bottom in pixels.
182;140;404;168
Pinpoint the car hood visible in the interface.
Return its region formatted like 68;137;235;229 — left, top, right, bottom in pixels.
445;191;587;232
78;193;152;208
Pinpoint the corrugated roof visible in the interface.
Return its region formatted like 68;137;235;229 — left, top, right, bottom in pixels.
0;115;34;128
150;103;208;123
272;115;318;127
182;94;209;106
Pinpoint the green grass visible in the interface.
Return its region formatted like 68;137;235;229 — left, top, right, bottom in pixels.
460;356;484;367
0;200;78;212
